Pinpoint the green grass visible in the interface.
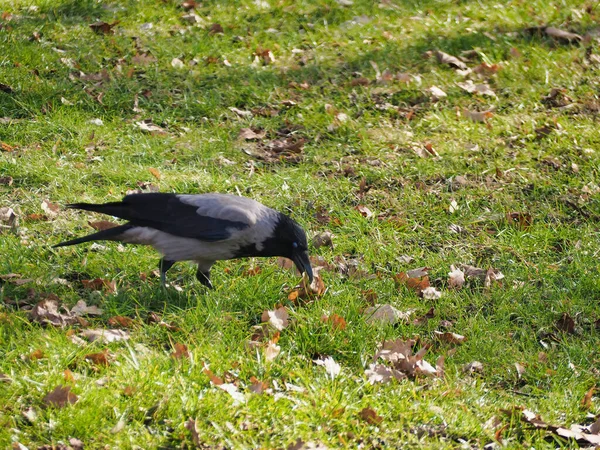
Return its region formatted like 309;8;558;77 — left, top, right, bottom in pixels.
1;0;600;448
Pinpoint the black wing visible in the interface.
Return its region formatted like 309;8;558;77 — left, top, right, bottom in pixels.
67;193;249;241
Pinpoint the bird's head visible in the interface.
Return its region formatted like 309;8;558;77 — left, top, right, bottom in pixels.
266;214;313;283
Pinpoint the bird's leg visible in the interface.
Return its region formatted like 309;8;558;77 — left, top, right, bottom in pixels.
158;258;176;286
196;267;213;289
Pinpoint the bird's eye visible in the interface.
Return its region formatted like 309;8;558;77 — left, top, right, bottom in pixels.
292;242;298;249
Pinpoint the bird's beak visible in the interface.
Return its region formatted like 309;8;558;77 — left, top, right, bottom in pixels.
292;250;313;283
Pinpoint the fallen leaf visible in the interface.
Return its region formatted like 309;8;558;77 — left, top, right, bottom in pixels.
365;363;406;384
217;383;246;404
312;231;333;249
322;313;347;330
89;21;119;35
371;338;438;380
30;299;81;327
28;349;45;361
364;304;414;325
461;108;494;123
41;200;60;218
171;57;185;69
134;120;166;134
171;343;190;359
81;329;130;343
356;205;373;218
230;107;252;118
427;85;447;100
457;80;496;96
359;407;383;425
448;265;465;289
0;176;13;185
506;212;533;230
581;387;595;409
85;350;110;367
42;385;78;408
556;312;575;334
209;23;224;34
70;300;103;317
430;50;468;70
185;418;201;447
108;316;135;328
314;356;341;380
239;128;265;140
81;278;117;293
288;273;326;302
1;141;15;151
261;307;289;331
434;331;466;344
148;167;161;180
264;340;281;362
203;367;224;385
463;361;484;374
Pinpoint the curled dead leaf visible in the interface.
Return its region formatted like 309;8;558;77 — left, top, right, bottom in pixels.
359;407;383;425
43;385;78;408
434;331;466;344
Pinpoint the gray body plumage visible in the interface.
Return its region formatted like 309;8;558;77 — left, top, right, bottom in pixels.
54;193;313;287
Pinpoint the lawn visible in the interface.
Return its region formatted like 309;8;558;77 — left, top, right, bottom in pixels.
1;0;600;448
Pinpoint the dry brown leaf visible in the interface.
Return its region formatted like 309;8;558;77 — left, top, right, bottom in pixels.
41;200;60;218
556;312;575;334
185;418;201;447
356;205;373;218
1;141;15;152
456;80;496;96
461;108;493;123
581;387;595;409
427;85;447;100
261;307;289;331
148;167;161;180
249;376;269;394
89;21;119;35
312;231;333;249
30;299;81;327
322;313;347;330
359;407;383;425
506;212;533;230
209;23;224;34
431;50;468;70
371;338;438;380
0;176;13;186
70;300;103;317
239;128;265;140
448;265;465;289
42;385;78;408
28;349;45;360
463;361;484;374
203;367;224;385
264;340;281;362
288;273;326;302
85;350;110;367
135;120;165;134
81;329;130;343
434;331;466;344
108;315;136;328
81;278;117;293
364;304;414;325
171;343;190;359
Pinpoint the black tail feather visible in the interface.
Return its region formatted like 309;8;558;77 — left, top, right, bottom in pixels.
66;202;131;219
53;224;133;248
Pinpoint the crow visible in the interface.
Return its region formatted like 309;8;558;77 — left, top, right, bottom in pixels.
53;193;313;288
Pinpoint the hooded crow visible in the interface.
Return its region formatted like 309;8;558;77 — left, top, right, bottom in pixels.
53;193;313;288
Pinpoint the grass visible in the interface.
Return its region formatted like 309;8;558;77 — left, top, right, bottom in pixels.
1;0;600;448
